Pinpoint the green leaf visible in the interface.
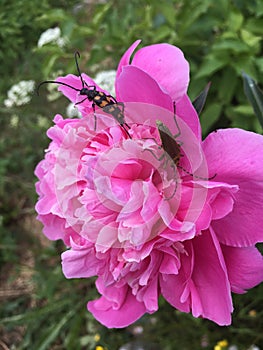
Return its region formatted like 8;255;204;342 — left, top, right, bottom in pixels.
242;72;263;128
195;56;226;78
200;103;222;135
92;3;112;26
192;82;211;115
36;9;69;25
227;10;244;31
37;308;77;350
218;67;237;103
240;29;261;48
255;57;263;74
245;18;263;35
213;39;250;54
43;54;60;77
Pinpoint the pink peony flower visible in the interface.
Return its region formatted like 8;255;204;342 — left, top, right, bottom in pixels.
35;40;263;328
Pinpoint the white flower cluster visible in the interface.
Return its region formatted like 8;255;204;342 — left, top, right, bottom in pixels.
37;27;66;48
66;102;82;118
4;80;35;108
94;70;116;96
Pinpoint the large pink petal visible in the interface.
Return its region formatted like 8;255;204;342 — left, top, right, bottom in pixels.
203;128;263;246
176;94;201;140
116;39;141;81
116;65;172;110
131;43;190;102
191;229;233;325
222;245;263;293
116;66;201;139
87;285;146;328
161;229;233;325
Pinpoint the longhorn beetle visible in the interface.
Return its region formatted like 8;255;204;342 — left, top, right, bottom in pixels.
150;103;216;199
37;52;131;138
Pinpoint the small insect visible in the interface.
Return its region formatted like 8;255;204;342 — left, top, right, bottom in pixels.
145;103;181;165
156;119;182;167
155;119;182;199
151;103;216;199
37;52;131;138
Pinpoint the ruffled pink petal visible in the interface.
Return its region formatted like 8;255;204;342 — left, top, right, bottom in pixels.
37;214;64;241
131;43;190;102
222;245;263;293
36;213;80;246
203;128;263;246
87;284;146;328
61;242;104;279
160;247;192;313
137;277;159;312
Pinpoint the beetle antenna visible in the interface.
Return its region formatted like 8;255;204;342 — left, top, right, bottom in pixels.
37;80;80;96
74;51;85;88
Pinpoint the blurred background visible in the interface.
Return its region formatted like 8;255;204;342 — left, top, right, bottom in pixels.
0;1;263;349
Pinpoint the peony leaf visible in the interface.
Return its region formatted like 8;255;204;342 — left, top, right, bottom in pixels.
192;82;211;116
242;72;263;128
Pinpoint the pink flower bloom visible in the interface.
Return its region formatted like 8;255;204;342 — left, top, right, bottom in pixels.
35;41;263;328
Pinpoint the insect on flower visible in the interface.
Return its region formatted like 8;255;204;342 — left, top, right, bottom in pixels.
35;41;263;329
155;103;216;199
156;102;183;167
37;52;131;138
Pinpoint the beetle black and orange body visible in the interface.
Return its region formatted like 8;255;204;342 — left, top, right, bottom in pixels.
37;52;131;138
77;87;127;128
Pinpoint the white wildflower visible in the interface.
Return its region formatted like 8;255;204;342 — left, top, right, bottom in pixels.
4;80;35;108
37;27;66;48
66;103;82;118
94;70;116;96
10;115;19;127
131;325;144;335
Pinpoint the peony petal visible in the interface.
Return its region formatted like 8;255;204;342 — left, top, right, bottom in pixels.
159;247;181;275
55;74;112;117
116;65;172;111
62;244;104;279
116;39;141;81
137;277;159;312
56;74;83;103
190;229;233;325
87;286;146;328
222;245;263;293
161;230;233;325
37;214;65;241
203;128;263;246
131;43;190;102
160;245;192;313
176;94;201;140
116;67;202;156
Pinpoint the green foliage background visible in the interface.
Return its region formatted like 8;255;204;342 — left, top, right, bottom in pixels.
0;0;263;349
